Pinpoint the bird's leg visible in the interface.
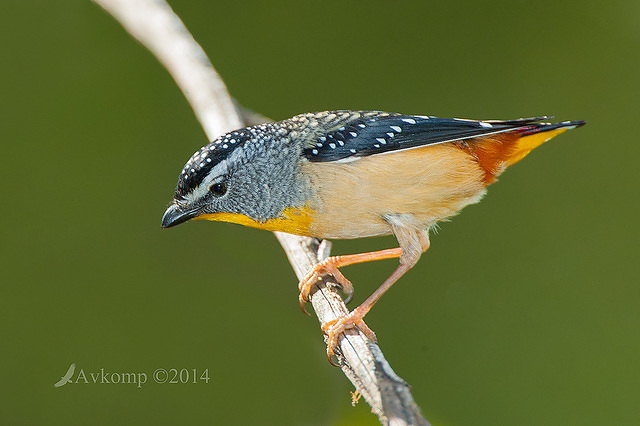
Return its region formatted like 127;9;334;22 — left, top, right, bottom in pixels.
321;224;431;364
298;248;403;313
321;261;413;363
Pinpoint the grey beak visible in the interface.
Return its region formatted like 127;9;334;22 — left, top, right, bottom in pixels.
161;203;198;228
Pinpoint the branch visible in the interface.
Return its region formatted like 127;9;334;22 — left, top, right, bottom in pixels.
93;1;428;424
94;0;242;138
273;232;430;425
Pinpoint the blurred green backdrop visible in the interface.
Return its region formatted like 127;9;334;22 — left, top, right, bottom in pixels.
2;0;639;425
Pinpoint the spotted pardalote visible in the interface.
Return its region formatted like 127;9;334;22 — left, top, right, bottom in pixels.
162;110;585;363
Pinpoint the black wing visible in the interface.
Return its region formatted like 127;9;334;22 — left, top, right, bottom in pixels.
302;113;550;163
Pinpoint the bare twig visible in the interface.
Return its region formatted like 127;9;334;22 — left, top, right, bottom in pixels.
93;1;428;424
94;0;242;138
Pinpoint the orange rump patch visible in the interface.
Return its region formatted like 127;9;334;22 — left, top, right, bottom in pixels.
454;127;569;183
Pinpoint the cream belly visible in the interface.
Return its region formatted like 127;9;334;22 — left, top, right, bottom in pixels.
303;143;487;239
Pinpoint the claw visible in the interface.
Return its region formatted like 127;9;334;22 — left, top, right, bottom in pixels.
298;258;354;312
342;284;354;305
326;346;340;367
298;292;311;315
321;307;377;366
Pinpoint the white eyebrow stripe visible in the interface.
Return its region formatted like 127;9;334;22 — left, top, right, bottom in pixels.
182;145;244;203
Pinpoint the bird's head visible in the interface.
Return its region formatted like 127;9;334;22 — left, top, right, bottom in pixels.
161;125;311;233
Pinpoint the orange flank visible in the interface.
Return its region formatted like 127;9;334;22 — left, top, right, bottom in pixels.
455;126;570;184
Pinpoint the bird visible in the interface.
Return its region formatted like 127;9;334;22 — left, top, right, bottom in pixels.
54;363;76;388
161;110;585;363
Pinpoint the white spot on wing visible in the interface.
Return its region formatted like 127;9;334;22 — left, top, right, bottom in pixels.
401;118;416;124
390;126;402;132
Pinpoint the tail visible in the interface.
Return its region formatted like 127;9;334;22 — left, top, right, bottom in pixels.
460;118;586;183
507;119;586;166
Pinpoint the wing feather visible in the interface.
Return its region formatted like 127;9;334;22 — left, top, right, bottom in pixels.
302;112;566;163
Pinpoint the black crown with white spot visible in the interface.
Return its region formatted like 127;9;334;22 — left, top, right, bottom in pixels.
175;128;254;199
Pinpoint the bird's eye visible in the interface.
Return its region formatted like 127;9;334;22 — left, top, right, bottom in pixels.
210;182;227;196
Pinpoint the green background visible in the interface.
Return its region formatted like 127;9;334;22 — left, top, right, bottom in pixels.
2;1;639;424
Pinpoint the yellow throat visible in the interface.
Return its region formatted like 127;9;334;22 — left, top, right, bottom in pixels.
194;205;313;236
